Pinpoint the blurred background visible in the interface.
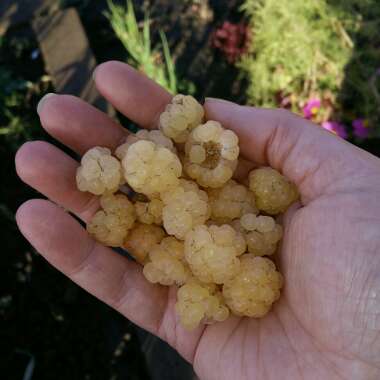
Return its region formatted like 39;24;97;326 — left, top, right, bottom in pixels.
1;0;379;379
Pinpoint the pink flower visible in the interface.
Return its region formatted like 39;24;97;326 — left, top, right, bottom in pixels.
303;99;321;119
352;119;369;139
321;121;348;139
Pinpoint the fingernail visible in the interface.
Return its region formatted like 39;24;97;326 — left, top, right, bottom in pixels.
37;93;55;115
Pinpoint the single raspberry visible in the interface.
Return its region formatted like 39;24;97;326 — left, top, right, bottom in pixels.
143;237;190;286
135;198;164;225
175;279;230;330
162;179;210;240
122;140;182;198
123;223;166;264
184;224;246;284
159;94;204;143
249;167;299;214
76;147;123;195
184;121;239;188
223;255;283;317
233;215;283;256
115;129;175;160
87;193;135;247
207;180;257;223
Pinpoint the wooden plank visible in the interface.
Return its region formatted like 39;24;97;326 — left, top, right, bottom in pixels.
32;7;114;115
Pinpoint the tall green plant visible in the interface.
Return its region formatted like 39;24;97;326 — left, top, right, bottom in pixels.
106;0;177;94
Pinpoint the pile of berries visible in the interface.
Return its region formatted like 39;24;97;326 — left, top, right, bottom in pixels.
76;94;299;330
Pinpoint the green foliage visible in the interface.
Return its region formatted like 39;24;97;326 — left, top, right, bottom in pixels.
329;0;380;129
106;0;178;94
239;0;352;107
0;66;31;138
0;37;49;150
239;0;380;135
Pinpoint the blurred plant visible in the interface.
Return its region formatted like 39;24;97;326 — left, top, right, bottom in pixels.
212;21;250;64
239;0;352;108
0;37;51;150
106;0;183;94
352;119;369;139
239;0;380;139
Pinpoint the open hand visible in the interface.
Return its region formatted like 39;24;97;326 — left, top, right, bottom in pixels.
15;62;380;380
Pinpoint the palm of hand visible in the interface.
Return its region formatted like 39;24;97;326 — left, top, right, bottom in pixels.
15;62;380;380
163;177;380;380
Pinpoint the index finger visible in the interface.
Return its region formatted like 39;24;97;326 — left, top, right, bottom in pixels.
94;61;172;129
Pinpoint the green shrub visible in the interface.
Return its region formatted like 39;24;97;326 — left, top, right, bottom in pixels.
239;0;380;137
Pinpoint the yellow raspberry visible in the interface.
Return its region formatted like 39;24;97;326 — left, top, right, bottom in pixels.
135;198;163;225
115;130;175;160
159;94;204;143
162;179;210;240
184;224;246;284
207;180;257;223
233;215;283;257
175;280;230;330
123;140;182;198
184;121;239;188
123;223;166;264
76;147;123;195
223;255;283;317
249;167;299;214
87;193;135;247
143;238;190;286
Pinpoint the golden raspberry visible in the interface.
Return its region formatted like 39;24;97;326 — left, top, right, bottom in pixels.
233;215;283;256
207;180;257;223
135;198;163;225
162;179;210;240
184;224;246;284
143;237;190;286
175;280;230;330
159;94;204;143
115;129;175;160
223;255;283;317
123;223;166;264
76;147;123;195
87;193;135;247
184;121;239;188
123;140;182;198
249;167;299;214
